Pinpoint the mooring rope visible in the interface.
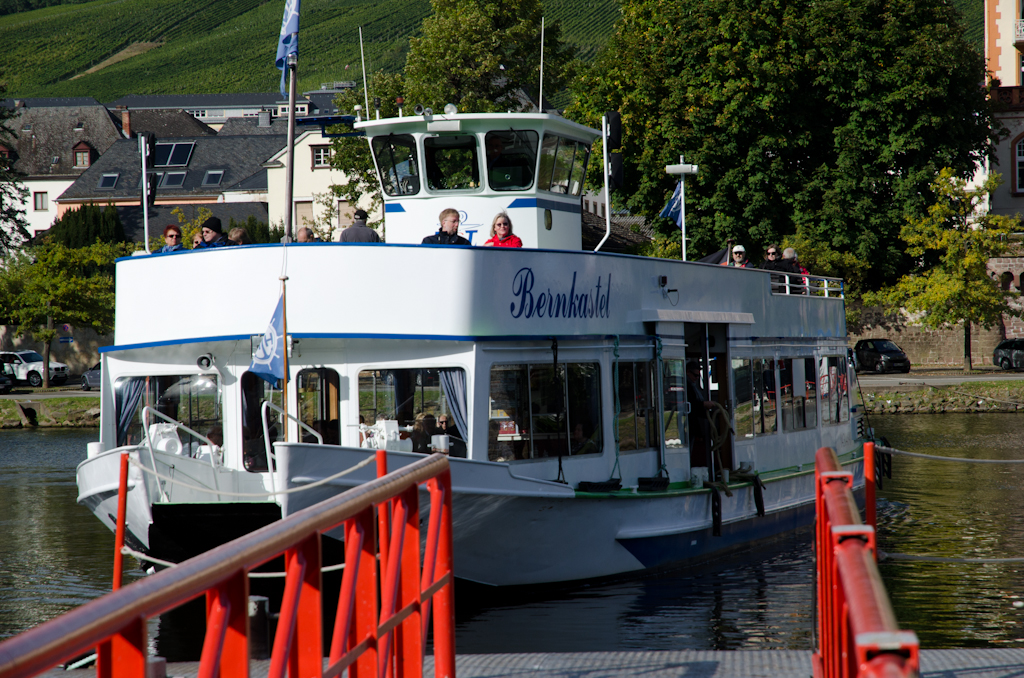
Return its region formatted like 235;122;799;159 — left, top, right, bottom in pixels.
126;453;376;498
877;445;1024;464
119;545;346;575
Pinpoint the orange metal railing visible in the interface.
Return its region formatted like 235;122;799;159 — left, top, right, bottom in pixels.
0;451;455;678
814;444;918;678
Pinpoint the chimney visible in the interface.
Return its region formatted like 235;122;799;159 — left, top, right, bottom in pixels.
258;109;271;128
120;107;131;138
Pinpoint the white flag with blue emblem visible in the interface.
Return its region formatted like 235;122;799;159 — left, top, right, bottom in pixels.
249;296;287;385
275;0;301;97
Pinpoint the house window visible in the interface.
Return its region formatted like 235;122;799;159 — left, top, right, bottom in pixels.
161;172;186;187
337;201;353;228
33;192;48;211
74;150;90;168
1017;139;1024;192
295;201;314;227
154;142;195;167
98;173;119;189
74;121;84;131
202;170;223;186
311;146;331;168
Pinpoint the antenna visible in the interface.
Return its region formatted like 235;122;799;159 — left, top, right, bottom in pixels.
538;17;545;113
359;27;370;113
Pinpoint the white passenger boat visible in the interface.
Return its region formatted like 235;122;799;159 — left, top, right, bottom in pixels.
76;110;863;586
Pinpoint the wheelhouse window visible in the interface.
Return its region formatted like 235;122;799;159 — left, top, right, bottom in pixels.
424;135;480;191
779;358;817;432
488;363;601;462
371;134;420;196
297;368;340;445
359;367;467;456
241;372;283;472
819;356;850;425
617;360;659;451
114;375;222;451
485;130;538;191
537;134;590;195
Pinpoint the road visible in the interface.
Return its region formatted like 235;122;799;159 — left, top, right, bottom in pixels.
858;370;1024;387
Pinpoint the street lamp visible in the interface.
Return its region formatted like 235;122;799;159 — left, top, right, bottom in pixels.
666;156;698;261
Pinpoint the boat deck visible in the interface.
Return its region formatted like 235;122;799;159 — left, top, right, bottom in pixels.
45;649;1024;678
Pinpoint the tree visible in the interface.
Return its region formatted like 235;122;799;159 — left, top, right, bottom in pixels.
567;0;999;286
10;241;131;387
0;85;30;253
228;215;281;244
865;169;1019;372
47;203;127;247
405;0;575;113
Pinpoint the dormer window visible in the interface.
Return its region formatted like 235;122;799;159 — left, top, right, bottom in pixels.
51;156;59;165
22;123;31;132
98;173;119;189
74;121;84;131
75;150;90;167
154;142;195;167
202;170;224;186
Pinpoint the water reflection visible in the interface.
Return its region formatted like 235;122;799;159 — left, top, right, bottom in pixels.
873;414;1024;648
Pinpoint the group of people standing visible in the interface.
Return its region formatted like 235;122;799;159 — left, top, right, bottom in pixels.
420;209;522;248
158;217;251;252
726;243;809;277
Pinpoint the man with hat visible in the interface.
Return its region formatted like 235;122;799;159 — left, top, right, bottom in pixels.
338;209;380;243
728;244;752;268
195;216;231;248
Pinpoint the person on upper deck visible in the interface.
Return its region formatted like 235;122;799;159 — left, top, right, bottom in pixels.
159;225;184;252
194;217;231;248
229;227;251;245
760;244;794;292
783;248;810;294
422;208;471;246
296;227;317;242
339;209;381;243
482;212;523;248
728;244;752;267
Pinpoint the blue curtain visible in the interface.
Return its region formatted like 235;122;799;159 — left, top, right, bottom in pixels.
116;377;146;446
439;369;468;444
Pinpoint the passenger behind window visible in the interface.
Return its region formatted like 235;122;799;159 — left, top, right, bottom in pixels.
437;414;467;458
411;412;438;454
482;212;523;248
422;208;471;245
570;422;598;455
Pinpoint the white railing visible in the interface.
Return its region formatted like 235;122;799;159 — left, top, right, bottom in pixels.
770;273;844;298
142;406;221;501
259;401;326;496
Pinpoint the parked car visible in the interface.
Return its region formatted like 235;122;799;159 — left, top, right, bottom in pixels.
0;350;69;387
853;339;911;374
81;362;102;391
992;338;1024;370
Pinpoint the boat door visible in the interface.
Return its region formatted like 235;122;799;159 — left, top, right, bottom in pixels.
683;323;732;483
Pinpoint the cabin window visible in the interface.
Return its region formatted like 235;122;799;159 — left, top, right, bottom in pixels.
661;359;687;448
358;367;467;457
616;360;659;451
488;363;602;462
297;368;340;445
752;358;777;436
732;358;754;438
240;372;283;472
537;134;591;196
424;135;480;191
485;130;538;191
779;358;817;432
114;375;221;451
371;134;420;196
819;356;850;425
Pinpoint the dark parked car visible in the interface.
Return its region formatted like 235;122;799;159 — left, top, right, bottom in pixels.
993;339;1024;370
81;362;102;391
854;339;911;374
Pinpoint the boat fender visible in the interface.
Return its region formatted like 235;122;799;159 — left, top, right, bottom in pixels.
637;476;669;492
706;483;722;537
577;478;622;493
731;469;766;517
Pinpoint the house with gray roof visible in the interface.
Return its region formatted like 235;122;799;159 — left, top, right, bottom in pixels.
0;100;123;236
56;134;286;228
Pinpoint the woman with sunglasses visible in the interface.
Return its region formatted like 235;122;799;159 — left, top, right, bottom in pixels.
159;225;184;252
482;212;523;248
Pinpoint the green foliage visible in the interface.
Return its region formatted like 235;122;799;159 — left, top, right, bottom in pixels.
47;203;126;247
865;169;1019;370
405;0;576;112
229;215;281;244
0;85;29;254
567;0;998;286
0;0;92;17
170;205;212;249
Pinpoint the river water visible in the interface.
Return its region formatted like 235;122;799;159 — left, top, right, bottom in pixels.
1;416;1021;655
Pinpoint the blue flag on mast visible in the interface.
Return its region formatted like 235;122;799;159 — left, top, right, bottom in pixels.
275;0;301;97
659;181;682;228
249;296;287;386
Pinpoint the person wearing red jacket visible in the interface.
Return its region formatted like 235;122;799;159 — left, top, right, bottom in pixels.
483;212;523;248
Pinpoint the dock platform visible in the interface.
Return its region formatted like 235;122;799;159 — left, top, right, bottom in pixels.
45;649;1024;678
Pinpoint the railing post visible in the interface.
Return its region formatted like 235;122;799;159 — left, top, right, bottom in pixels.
864;442;876;533
293;535;323;678
96;617;146;678
395;485;423;678
352;508;379;678
112;452;130;591
432;470;456;678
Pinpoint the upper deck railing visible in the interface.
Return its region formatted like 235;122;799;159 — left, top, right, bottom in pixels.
0;452;455;678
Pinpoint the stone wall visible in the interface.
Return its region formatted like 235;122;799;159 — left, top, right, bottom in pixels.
849;321;1004;367
0;326;113;375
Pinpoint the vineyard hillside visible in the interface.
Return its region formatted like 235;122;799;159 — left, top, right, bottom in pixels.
0;0;622;101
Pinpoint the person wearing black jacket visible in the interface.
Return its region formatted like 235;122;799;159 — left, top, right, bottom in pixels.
760;244;796;292
422;208;471;246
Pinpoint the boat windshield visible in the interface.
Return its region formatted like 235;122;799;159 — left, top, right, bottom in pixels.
115;374;222;449
537;134;590;195
372;134;420;196
486;130;538;191
424;135;480;191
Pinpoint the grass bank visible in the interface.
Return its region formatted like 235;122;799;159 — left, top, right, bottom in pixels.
858;381;1024;414
0;397;100;428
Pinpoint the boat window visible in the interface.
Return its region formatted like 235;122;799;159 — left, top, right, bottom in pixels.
297;368;340;445
115;375;221;451
780;358;817;432
732;359;753;439
617;361;659;451
819;356;850;425
661;359;687;449
485;130;538;191
358;368;467;457
424;135;480;191
240;371;283;472
537;135;591;195
488;363;602;461
752;358;777;436
371;134;420;196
